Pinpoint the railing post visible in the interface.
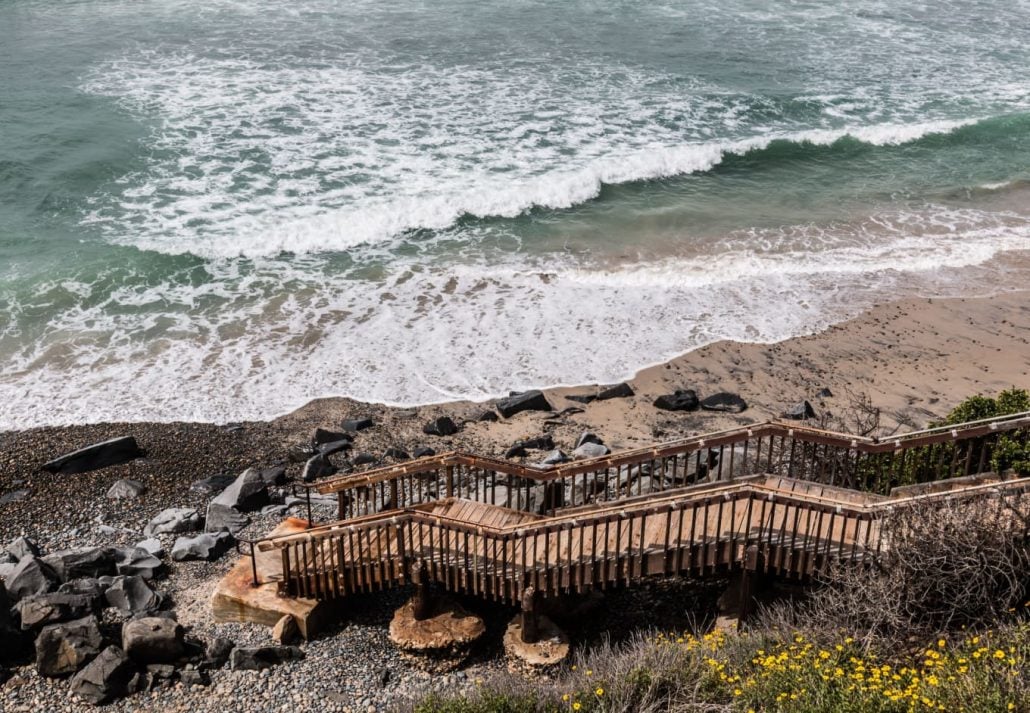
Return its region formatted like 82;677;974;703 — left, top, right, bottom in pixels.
446;465;455;498
306;487;313;525
249;541;259;587
412;562;432;620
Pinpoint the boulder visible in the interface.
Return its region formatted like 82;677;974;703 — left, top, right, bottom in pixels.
352;452;376;466
15;592;98;629
565;393;596;404
700;392;748;413
318;440;352;457
504;445;528;459
114;547;164;580
575;432;604;448
496;390;553;418
817;387;834;398
106;479;146;499
506;435;554;459
69;645;134;705
573;442;609;460
271;614;301;645
209;468;270;513
171;532;234;562
0;489;30;505
301;454;336;484
596;383;634;400
205;637;235;668
422;416;458;437
134;538;164;558
6;555;59;600
312;428;349;446
204;507;249;534
143;663;177;689
539;450;569;466
0;562;15;580
42;436;144;475
43;547;119;581
6;535;40;561
58;578;109;600
342;418;374;432
35;615;103;677
255;465;287;486
122;617;184;664
104;575;162;615
287;444;317;464
413;446;436;458
189;474;236;495
229;645;304;671
782;400;817;420
653;390;700;411
477;410;499;422
384;447;410;461
143;508;201;537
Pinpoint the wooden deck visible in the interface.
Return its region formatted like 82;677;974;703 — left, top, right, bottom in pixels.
247;412;1030;607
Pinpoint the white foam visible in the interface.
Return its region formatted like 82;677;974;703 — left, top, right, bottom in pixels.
2;207;1028;429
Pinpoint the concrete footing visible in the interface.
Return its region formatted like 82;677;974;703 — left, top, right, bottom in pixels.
503;613;569;672
388;595;486;672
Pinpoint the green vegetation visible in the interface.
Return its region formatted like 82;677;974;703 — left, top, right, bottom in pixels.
940;388;1030;476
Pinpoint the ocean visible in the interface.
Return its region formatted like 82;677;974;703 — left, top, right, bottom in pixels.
2;0;1029;429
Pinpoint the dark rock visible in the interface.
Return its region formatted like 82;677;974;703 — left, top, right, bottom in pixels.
141;663;177;690
69;645;134;705
504;445;528;459
565;393;597;404
180;668;210;687
301;454;337;483
123;617;184;664
817;387;834;398
318;440;352;457
342;418;374;432
379;669;391;687
597;382;634;400
206;637;235;668
477;410;499;422
171;532;234;562
576;432;604;448
700;392;748;413
143;508;201;537
352;453;376;466
261;504;288;517
782;400;817;420
44;547;119;581
6;535;40;561
539;449;569;466
6;556;59;600
312;428;349;446
413;446;436;458
58;578;109;601
496;390;553;418
422;416;458;437
106;479;146;499
209;468;270;513
287;444;317;464
104;575;162;615
384;447;410;461
255;465;287;486
35;615;103;677
518;435;554;451
134;538;164;558
189;474;236;495
573;442;610;460
0;489;30;505
114;547;164;580
229;645;305;671
42;436;144;475
15;593;98;629
653;390;700;411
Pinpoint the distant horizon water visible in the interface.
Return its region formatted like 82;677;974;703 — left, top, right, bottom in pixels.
2;0;1030;429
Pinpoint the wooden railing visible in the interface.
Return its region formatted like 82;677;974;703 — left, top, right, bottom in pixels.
309;412;1030;521
263;471;1030;605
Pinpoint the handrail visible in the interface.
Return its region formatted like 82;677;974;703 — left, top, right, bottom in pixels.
258;473;1030;552
313;412;1030;495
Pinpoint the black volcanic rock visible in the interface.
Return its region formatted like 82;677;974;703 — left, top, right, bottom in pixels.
653;390;699;412
496;390;553;418
700;392;748;413
42;436;144;475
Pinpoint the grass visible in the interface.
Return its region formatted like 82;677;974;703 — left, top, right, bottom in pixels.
409;620;1030;713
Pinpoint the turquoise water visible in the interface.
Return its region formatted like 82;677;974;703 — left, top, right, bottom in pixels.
2;0;1030;428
